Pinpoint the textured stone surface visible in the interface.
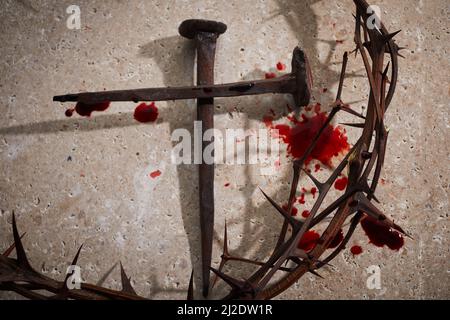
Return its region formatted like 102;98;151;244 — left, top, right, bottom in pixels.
0;0;448;299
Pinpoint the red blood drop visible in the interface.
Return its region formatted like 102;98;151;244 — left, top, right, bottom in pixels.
322;88;328;93
224;182;230;187
65;108;74;117
350;245;363;255
149;170;161;179
334;177;348;191
75;101;111;117
298;193;306;204
282;204;298;216
301;210;310;218
134;102;159;123
276;62;286;71
272;112;350;166
327;229;344;249
314;164;321;172
311;187;317;198
265;72;277;79
297;230;320;252
360;216;404;250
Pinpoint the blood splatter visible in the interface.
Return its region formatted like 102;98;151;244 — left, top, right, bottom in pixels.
297;230;320;252
269;112;350;166
301;210;310;218
350;245;363;255
149;170;161;179
336;39;345;44
322;88;328;93
298;193;306;204
314;164;321;172
66;101;111;117
327;229;344;249
265;72;277;79
360;216;404;250
311;187;317;199
134;102;159;123
224;182;230;187
276;62;286;71
334;177;348;191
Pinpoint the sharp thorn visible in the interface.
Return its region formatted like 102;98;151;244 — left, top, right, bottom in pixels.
308;269;324;279
382;62;390;78
223;220;229;256
259;187;299;228
2;232;26;257
382;30;402;42
301;168;323;190
11;212;32;270
120;262;137;295
71;244;83;266
187;270;194;300
340;104;366;119
210;267;243;290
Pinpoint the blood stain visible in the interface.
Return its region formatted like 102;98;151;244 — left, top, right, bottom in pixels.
314;164;321;172
268;112;350;166
301;210;310;218
350;245;363;255
65;108;74;117
336;39;344;44
265;72;277;79
298;193;306;204
276;62;286;71
297;230;320;252
67;101;111;117
149;170;161;179
224;182;230;187
334;177;348;191
134;102;159;123
282;204;298;216
360;215;404;250
311;187;317;198
327;229;344;249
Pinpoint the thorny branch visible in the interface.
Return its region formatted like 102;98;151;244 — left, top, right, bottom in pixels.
0;0;405;300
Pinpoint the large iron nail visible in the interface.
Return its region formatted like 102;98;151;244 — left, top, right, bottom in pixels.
53;47;312;108
179;18;226;298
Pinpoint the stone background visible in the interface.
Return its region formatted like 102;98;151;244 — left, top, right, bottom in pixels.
0;0;448;299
